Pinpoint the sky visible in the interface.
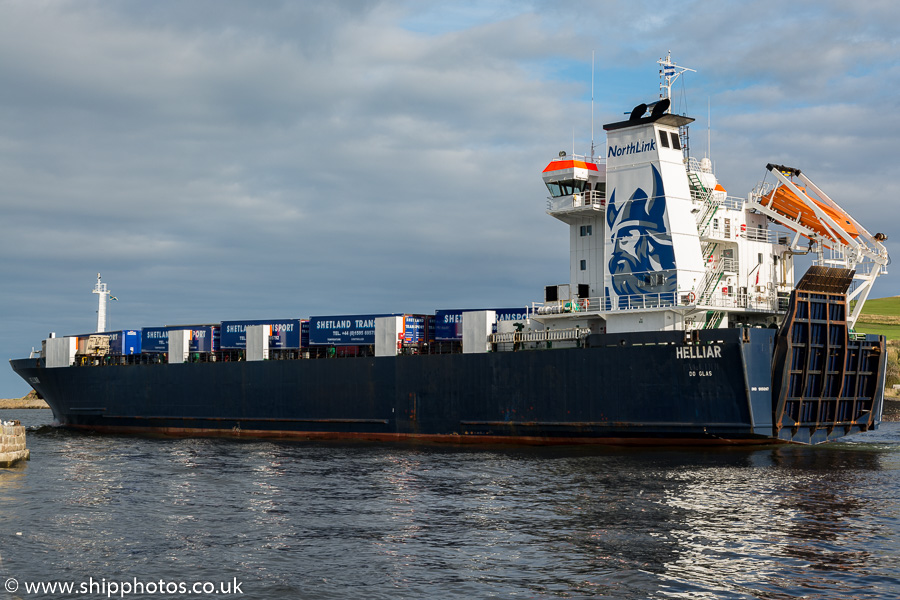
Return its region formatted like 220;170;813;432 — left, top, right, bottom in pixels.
1;0;898;395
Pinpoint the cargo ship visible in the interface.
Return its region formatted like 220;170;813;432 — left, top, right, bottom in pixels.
10;54;891;445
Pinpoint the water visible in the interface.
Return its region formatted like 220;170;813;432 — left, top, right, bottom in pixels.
3;409;900;599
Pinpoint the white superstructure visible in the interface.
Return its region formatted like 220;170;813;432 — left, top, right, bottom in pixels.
532;55;887;335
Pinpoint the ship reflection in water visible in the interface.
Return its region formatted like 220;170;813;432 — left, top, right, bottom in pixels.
656;446;891;598
2;410;899;599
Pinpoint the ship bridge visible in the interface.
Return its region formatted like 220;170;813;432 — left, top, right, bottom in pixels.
533;57;791;335
543;154;607;223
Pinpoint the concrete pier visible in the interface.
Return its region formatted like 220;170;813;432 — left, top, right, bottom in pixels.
0;420;29;467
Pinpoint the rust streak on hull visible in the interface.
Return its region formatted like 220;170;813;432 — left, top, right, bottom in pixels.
62;423;785;447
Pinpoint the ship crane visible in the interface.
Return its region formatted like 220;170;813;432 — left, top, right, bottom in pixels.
747;164;889;328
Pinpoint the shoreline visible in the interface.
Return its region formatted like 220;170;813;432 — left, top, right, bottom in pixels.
0;398;50;409
883;396;900;422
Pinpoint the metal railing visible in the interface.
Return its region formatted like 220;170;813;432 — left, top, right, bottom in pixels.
743;227;777;243
534;297;600;315
692;192;746;210
529;286;786;317
694;194;719;237
531;291;695;315
548;153;604;165
697;260;725;305
491;327;592;344
547;190;606;213
686;157;713;174
699;290;780;312
721;257;739;272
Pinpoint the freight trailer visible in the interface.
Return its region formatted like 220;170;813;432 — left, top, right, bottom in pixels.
309;314;403;346
220;319;303;349
434;308;529;341
106;330;141;356
141;326;218;353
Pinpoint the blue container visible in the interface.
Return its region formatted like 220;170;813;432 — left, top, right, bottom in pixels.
403;315;426;343
220;319;302;349
434;308;529;341
107;330;141;356
141;327;170;353
425;315;436;342
309;314;401;346
188;326;218;353
301;320;310;348
141;325;218;353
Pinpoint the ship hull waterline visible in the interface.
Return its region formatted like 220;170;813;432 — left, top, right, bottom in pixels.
11;328;829;446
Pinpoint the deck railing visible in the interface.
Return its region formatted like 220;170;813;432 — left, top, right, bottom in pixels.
491;327;591;344
547;190;606;212
531;288;783;316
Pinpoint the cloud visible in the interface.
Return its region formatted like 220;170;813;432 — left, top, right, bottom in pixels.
1;0;898;395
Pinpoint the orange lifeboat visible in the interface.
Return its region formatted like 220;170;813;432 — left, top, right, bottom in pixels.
758;183;859;243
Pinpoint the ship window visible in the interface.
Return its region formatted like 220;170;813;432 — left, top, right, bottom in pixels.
545;179;586;197
580;260;587;271
671;132;681;150
758;253;763;264
580;225;593;237
659;131;670;148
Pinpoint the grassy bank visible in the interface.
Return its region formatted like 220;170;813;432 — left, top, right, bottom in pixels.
856;298;900;404
857;296;900;317
855;296;900;339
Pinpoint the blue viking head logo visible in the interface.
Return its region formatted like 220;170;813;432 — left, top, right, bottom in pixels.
606;164;676;299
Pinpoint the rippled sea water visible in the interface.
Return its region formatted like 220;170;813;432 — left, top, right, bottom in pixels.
3;409;900;599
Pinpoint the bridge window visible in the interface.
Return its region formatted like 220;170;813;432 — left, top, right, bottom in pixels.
580;225;593;236
659;131;670;148
545;179;586;197
671;132;681;150
580;260;587;271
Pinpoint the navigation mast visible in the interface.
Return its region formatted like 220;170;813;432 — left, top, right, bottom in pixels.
659;51;695;156
658;51;695;105
92;273;111;333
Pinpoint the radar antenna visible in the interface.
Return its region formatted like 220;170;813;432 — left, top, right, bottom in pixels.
658;51;695;107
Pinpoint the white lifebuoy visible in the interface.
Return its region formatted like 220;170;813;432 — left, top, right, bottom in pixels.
688;292;696;304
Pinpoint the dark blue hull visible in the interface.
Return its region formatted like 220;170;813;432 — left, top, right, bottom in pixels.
9;328;844;445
